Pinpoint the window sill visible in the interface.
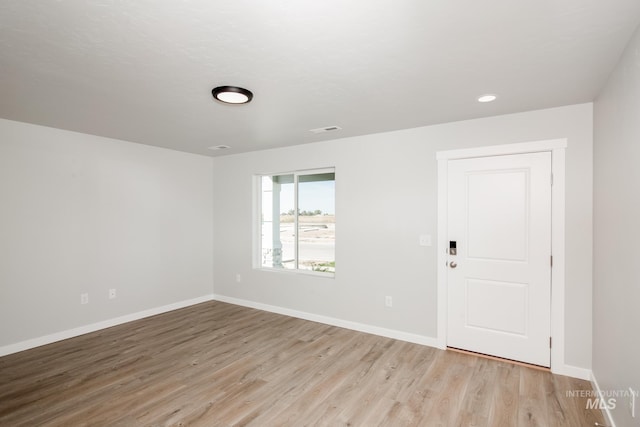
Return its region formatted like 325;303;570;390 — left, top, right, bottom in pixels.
255;267;335;279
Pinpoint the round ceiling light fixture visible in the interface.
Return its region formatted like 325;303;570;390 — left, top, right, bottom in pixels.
212;86;253;104
477;94;497;103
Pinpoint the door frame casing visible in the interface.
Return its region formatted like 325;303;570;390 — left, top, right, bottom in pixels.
436;139;567;374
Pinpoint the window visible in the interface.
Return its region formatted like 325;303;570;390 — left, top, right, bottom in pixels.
258;168;335;275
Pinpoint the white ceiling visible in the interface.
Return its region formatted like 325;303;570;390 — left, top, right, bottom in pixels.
1;1;639;157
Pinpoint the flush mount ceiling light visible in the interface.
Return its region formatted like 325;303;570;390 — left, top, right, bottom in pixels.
211;86;253;104
477;94;498;103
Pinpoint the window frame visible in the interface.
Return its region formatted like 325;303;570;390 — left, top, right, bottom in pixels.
254;167;336;277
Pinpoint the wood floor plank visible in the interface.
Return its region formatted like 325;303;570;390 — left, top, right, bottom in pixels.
456;357;498;426
422;351;477;426
488;362;520;427
518;367;549;426
0;301;606;426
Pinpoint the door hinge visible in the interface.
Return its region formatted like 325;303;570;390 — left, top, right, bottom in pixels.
550;255;553;267
549;337;552;348
551;173;554;186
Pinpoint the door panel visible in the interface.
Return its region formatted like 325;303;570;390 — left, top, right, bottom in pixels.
467;170;528;261
465;278;528;336
447;152;551;367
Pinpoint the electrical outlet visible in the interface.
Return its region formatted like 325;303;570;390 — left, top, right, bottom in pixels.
108;289;116;299
419;234;432;246
236;274;242;283
385;296;393;307
630;387;636;418
80;293;89;305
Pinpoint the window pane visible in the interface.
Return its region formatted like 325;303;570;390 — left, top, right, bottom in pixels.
297;172;335;273
261;174;294;269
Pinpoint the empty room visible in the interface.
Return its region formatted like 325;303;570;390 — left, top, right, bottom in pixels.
1;1;639;426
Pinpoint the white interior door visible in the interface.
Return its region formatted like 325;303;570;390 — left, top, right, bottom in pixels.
447;152;552;367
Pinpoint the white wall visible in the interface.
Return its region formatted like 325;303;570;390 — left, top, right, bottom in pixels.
0;119;214;350
593;24;640;427
0;102;594;373
213;103;593;371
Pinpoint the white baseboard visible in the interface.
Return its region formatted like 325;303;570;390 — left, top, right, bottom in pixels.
213;294;440;349
552;363;592;381
0;294;215;357
591;372;617;427
215;296;595;381
3;293;593;384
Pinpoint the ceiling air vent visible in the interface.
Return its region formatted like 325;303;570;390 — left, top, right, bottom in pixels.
309;126;342;134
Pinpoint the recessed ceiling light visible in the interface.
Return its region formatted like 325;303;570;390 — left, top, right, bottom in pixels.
208;145;230;150
309;126;342;134
212;86;253;104
478;94;497;103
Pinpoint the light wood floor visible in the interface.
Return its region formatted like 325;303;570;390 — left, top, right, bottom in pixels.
0;301;605;426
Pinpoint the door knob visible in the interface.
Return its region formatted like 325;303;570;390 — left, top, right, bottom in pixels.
449;261;457;269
